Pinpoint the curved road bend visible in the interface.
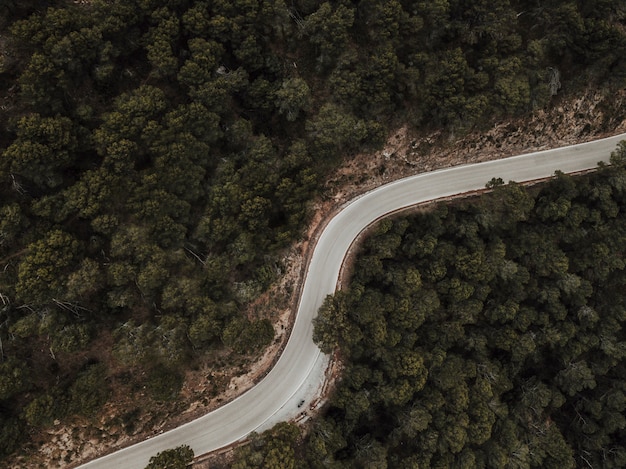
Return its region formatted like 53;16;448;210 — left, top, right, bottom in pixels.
79;133;626;469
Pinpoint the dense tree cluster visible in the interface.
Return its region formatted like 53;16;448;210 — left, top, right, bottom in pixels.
232;422;301;469
307;148;626;468
144;445;194;469
0;0;625;462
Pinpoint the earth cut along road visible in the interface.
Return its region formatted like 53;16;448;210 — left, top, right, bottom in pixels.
78;133;626;469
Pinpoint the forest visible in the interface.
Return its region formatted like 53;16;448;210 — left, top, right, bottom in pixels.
0;0;625;465
232;145;626;468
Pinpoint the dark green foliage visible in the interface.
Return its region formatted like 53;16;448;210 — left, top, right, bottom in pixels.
144;445;194;469
0;357;28;400
232;422;301;469
0;415;23;459
21;392;60;427
0;0;624;463
146;364;184;403
15;229;81;305
69;363;109;417
307;162;626;468
222;317;275;355
1;113;79;188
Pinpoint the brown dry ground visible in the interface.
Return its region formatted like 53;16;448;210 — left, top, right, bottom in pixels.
13;88;626;468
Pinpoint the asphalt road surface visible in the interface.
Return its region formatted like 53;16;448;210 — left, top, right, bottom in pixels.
78;133;626;469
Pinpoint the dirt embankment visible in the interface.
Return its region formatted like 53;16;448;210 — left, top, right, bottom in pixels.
327;88;626;204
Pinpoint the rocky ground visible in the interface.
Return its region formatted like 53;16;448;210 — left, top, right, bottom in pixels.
327;87;626;202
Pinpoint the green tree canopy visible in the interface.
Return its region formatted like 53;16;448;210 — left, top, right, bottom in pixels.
144;445;194;469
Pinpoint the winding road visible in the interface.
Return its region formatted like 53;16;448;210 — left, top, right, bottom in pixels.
78;133;626;468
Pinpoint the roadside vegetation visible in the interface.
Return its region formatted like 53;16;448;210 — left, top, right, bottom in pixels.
233;145;626;469
144;445;194;469
0;0;625;465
